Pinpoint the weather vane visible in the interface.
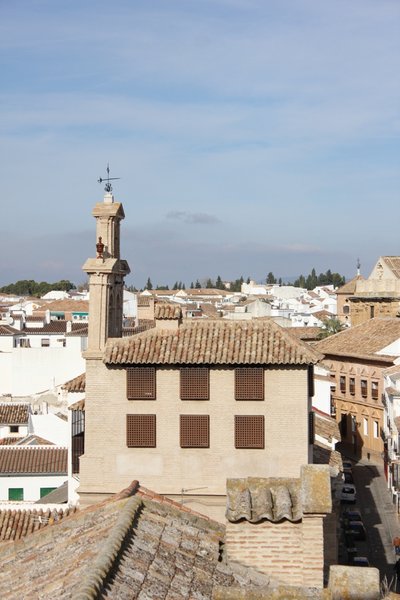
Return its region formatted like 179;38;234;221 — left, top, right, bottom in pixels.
98;163;120;193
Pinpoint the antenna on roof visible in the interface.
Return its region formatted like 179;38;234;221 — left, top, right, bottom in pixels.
98;163;120;193
356;258;361;276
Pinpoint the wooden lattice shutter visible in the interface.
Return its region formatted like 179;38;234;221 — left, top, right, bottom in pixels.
127;367;156;400
180;414;210;448
180;368;209;400
234;415;264;449
126;414;156;447
235;368;264;400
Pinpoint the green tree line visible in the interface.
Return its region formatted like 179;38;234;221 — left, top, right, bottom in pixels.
0;279;76;296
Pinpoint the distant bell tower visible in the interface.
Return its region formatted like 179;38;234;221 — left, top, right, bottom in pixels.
82;167;130;354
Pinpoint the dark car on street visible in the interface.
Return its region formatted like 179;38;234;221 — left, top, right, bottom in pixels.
345;521;366;541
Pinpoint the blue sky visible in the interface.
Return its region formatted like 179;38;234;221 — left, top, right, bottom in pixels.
0;0;399;288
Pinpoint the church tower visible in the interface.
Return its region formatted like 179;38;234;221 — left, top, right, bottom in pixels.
82;184;130;355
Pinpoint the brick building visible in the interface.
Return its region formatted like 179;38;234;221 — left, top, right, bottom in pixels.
78;189;322;520
316;318;400;460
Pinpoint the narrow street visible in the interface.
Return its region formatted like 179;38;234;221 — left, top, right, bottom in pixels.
340;457;400;588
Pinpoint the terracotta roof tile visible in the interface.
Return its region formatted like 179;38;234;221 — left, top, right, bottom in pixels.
226;466;331;523
68;399;85;411
0;447;67;474
289;327;321;341
315;317;400;359
315;411;341;443
0;507;75;542
0;403;30;425
62;372;86;392
154;302;182;320
0;325;21;336
35;300;89;312
105;319;322;366
336;275;365;295
382;256;400;279
0;438;19;446
0;482;270;599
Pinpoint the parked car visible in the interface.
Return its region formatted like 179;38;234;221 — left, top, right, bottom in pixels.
341;484;356;503
342;460;353;472
345;521;366;541
343;509;362;522
343;472;354;484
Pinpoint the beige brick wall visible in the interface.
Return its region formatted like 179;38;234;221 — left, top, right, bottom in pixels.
79;361;311;507
226;515;325;588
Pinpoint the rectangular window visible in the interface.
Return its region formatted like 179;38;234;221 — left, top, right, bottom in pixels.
71;409;85;474
8;488;24;501
308;411;315;444
9;425;19;433
308;365;314;398
40;487;56;498
41;338;50;347
349;377;355;395
373;420;379;439
340;376;346;394
180;415;210;448
235;415;265;449
235;368;264;400
126;414;156;447
127;367;156;400
340;413;348;437
363;417;369;436
180;368;209;400
371;381;379;401
361;379;368;398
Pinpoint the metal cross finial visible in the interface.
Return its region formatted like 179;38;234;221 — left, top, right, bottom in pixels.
98;163;120;193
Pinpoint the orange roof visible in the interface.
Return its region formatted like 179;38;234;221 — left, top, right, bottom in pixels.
104;319;322;366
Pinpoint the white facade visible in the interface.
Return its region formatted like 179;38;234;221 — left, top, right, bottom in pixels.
29;414;69;445
0;473;67;502
0;341;85;396
312;364;333;416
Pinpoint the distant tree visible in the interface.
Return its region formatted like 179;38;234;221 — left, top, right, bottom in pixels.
190;282;194;289
230;276;244;293
317;317;345;339
266;272;277;284
145;277;153;290
0;279;76;296
278;277;282;285
294;274;306;288
246;276;251;284
172;281;178;290
156;285;169;290
215;275;225;290
182;283;186;290
195;279;201;289
205;278;214;289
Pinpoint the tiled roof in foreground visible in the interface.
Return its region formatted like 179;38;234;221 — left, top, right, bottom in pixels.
0;446;67;474
0;482;271;600
105;319;322;365
226;465;331;524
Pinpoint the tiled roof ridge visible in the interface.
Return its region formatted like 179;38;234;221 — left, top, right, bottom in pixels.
73;495;143;600
105;319;322;365
137;485;215;523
